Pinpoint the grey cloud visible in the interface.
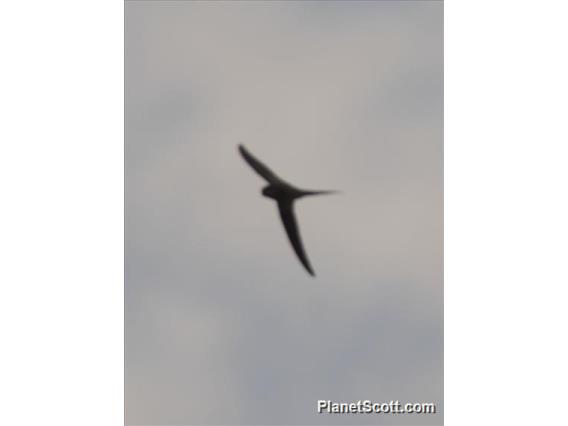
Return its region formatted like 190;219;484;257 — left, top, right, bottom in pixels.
126;1;443;425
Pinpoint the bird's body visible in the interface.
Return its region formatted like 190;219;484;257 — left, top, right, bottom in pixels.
238;144;337;276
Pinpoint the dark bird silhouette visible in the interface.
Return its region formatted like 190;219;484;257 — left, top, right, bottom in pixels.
238;144;337;276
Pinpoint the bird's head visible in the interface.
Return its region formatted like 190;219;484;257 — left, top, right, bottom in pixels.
261;185;278;199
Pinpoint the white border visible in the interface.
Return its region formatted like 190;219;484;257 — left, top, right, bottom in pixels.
446;1;568;425
0;1;123;425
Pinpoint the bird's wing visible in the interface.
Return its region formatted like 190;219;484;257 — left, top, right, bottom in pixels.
277;200;315;276
238;144;281;183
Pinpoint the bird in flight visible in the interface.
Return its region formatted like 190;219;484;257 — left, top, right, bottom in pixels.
238;144;338;277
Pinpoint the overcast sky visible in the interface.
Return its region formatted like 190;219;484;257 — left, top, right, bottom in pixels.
125;1;443;425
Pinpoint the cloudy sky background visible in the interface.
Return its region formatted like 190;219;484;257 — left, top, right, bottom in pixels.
126;1;442;425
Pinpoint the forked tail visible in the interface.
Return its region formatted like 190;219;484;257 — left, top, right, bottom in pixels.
301;189;341;196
